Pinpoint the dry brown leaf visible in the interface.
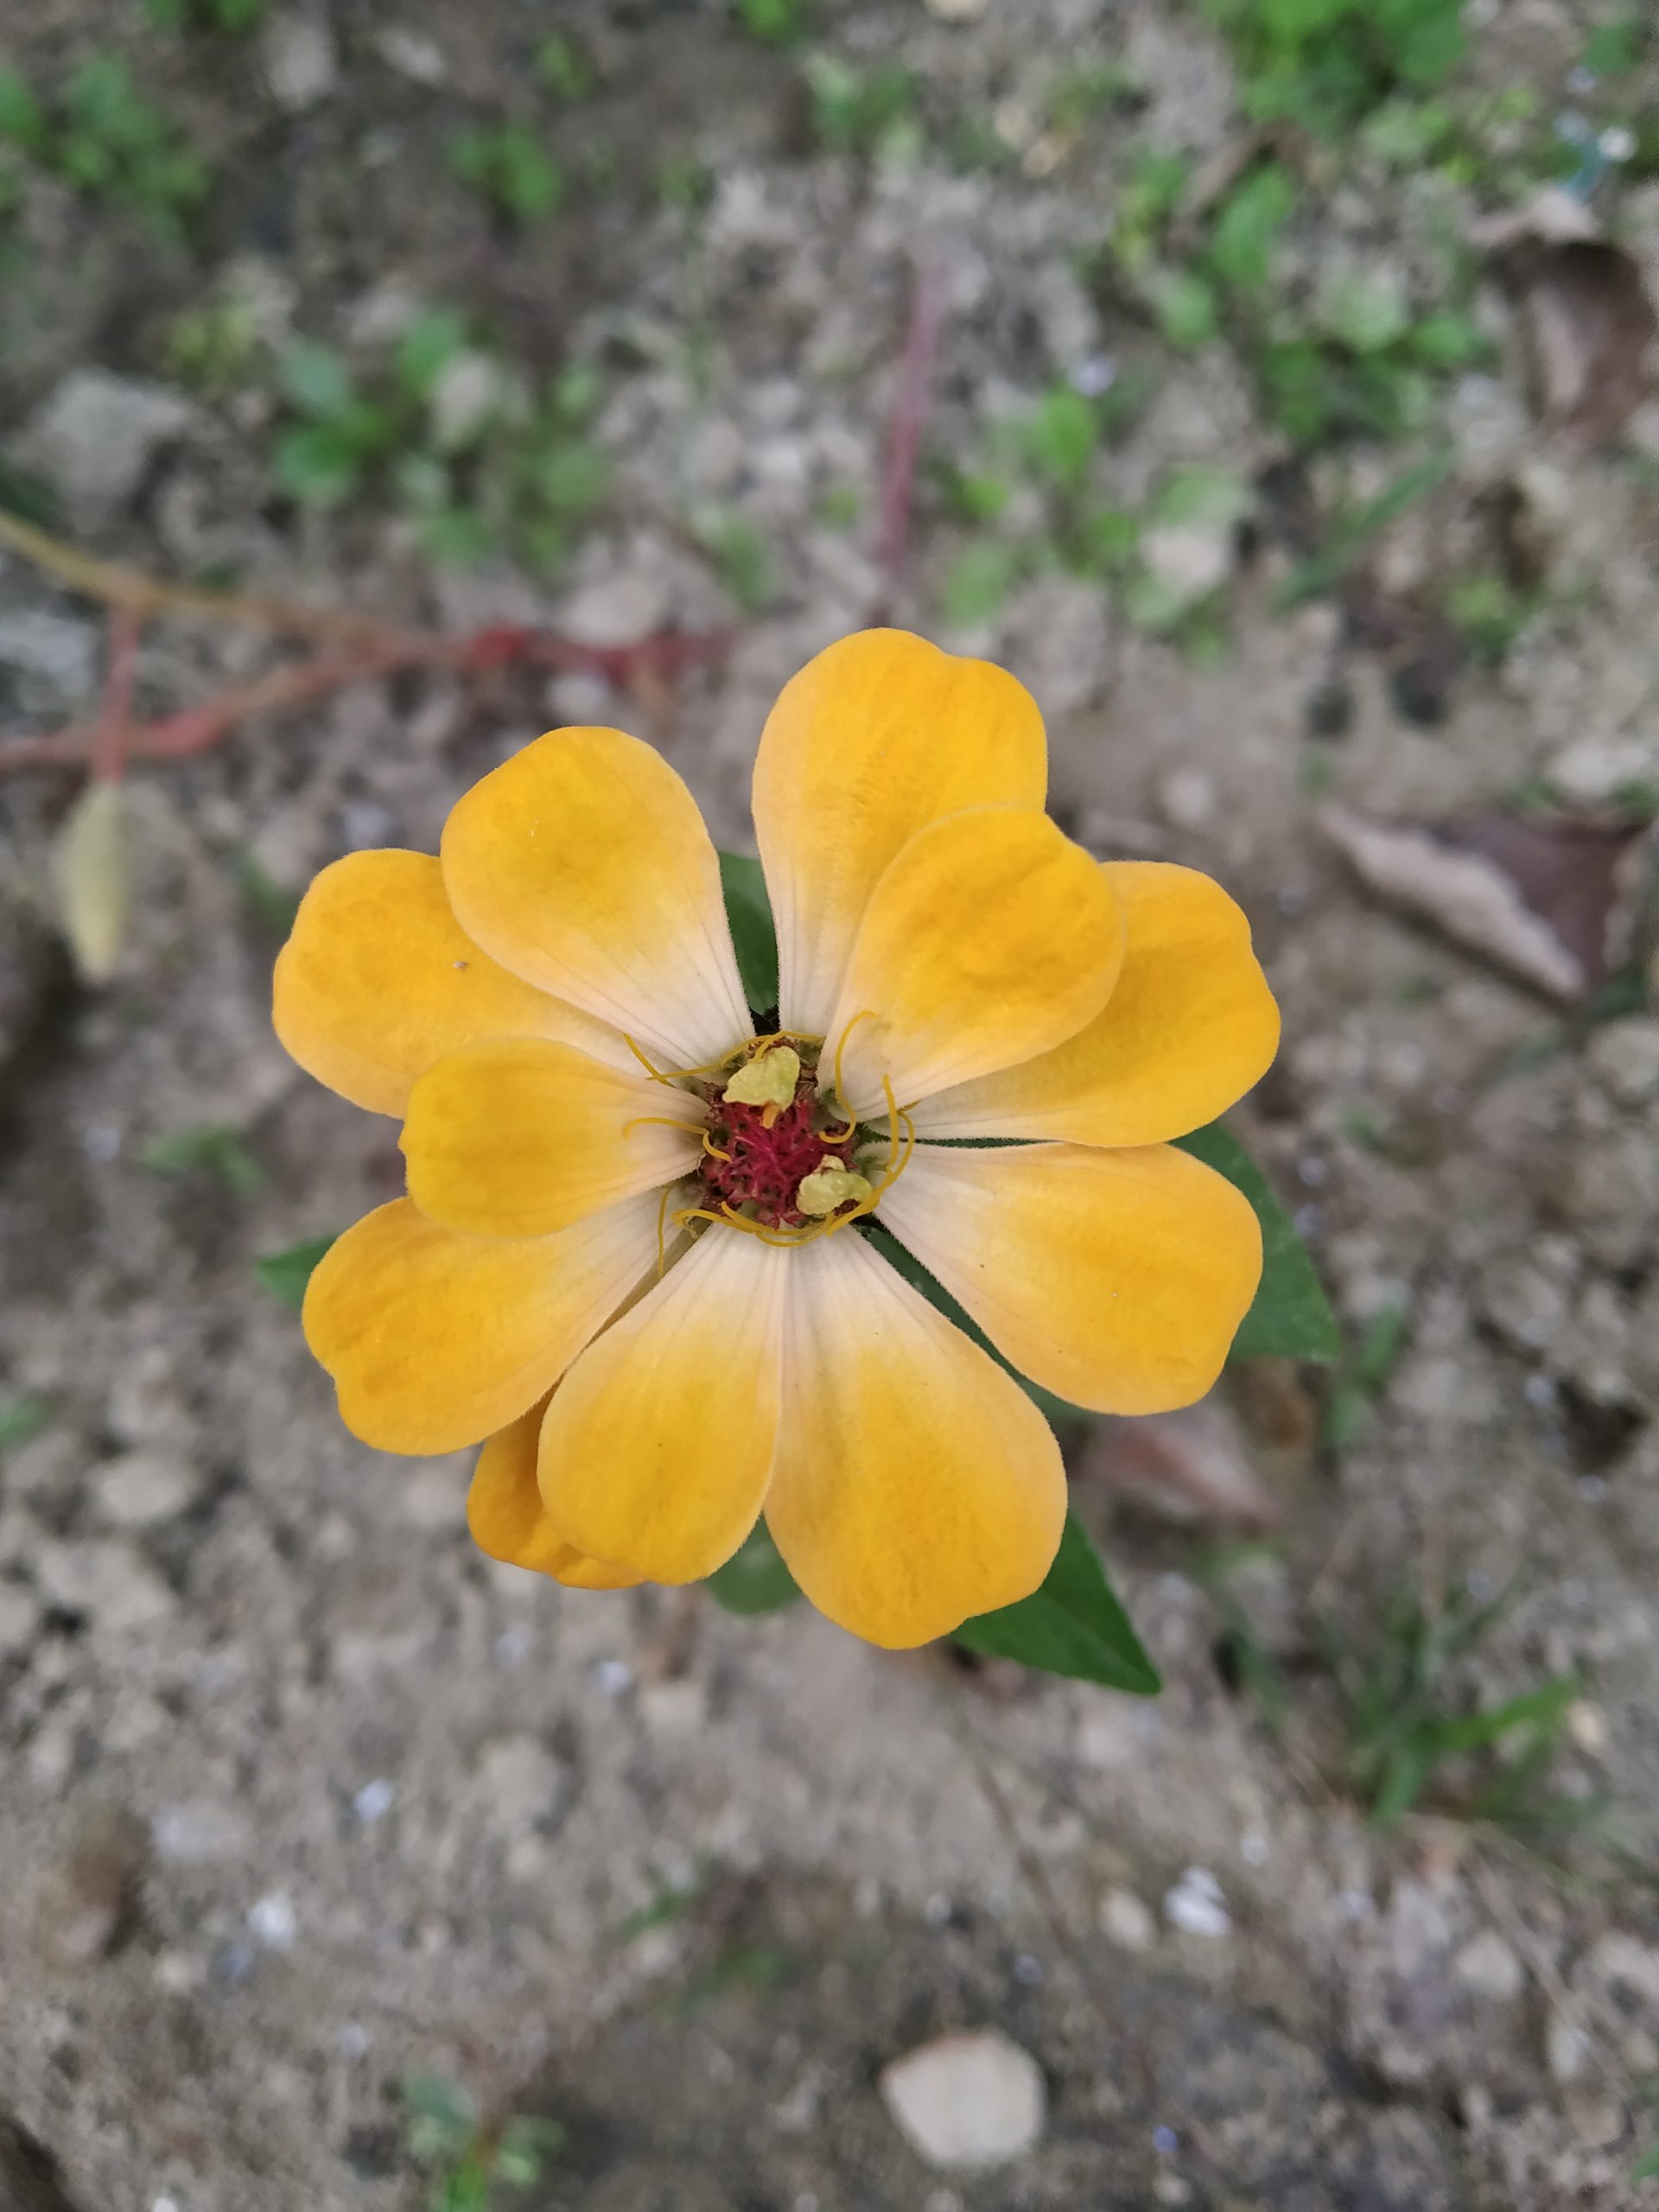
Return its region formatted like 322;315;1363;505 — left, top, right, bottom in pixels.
1320;802;1653;1001
1079;1400;1282;1529
1475;191;1657;450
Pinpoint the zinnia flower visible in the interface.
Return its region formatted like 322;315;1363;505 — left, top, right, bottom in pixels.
273;629;1278;1647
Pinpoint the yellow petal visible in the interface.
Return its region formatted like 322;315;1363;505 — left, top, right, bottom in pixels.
402;1039;701;1239
537;1227;788;1583
441;727;752;1071
303;1193;663;1453
765;1229;1065;1649
878;1140;1262;1415
912;862;1281;1147
273;849;632;1117
825;807;1125;1117
468;1401;644;1589
753;630;1048;1038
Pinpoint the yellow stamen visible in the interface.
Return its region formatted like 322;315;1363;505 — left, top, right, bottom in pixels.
830;1009;875;1122
701;1131;734;1163
621;1114;703;1141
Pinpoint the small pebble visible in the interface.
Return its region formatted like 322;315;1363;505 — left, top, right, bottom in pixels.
353;1777;395;1824
1239;1832;1269;1867
248;1891;297;1952
1099;1887;1156;1952
880;2030;1046;2171
1163;1868;1230;1940
1153;2124;1179;2154
1454;1929;1525;2002
592;1657;633;1696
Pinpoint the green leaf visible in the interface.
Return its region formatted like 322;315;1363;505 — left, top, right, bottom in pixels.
142;1123;264;1194
273;423;365;507
278;341;357;420
1023;385;1098;489
704;1519;801;1615
717;850;779;1014
1631;2143;1659;2182
1320;270;1411;354
1207;162;1296;295
401;2071;479;2141
956;1510;1160;1694
1174;1122;1341;1362
942;541;1023;626
0;1395;51;1451
252;1231;340;1310
394;308;469;400
1151;267;1219;351
1275;448;1452;606
0;67;48;152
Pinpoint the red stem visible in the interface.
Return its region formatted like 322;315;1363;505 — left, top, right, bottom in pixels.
90;610;142;785
874;254;950;605
0;622;735;777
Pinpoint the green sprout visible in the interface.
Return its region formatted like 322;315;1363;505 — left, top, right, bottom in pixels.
0;56;208;238
145;0;268;31
401;2075;565;2212
734;0;813;43
448;123;563;225
140;1124;264;1196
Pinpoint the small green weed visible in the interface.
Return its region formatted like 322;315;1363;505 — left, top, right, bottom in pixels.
1198;0;1470;138
402;2075;564;2212
734;0;812;44
252;1232;338;1310
0;1396;52;1452
141;1124;264;1195
535;33;595;101
696;510;778;611
1047;61;1139;136
449;123;563;225
167;299;261;397
1325;1575;1586;1832
1323;1298;1412;1453
146;0;268;31
271;321;610;576
805;55;923;161
0;56;207;239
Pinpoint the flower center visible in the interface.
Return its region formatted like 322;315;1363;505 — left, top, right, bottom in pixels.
626;1031;912;1249
699;1044;861;1230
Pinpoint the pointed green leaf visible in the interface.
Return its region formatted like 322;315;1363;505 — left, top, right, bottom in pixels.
704;1519;800;1615
253;1231;340;1311
955;1510;1160;1694
1175;1122;1340;1362
717;849;779;1015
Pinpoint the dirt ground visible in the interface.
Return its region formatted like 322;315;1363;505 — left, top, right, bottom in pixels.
4;1;1659;2207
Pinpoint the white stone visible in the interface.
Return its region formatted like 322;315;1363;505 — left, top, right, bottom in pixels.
1141;522;1233;605
35;1539;174;1634
925;0;988;18
260;11;339;111
372;24;448;83
20;372;192;524
555;573;672;650
880;2030;1046;2171
429;351;505;451
1163;1867;1230;1939
248;1891;298;1950
1099;1887;1156;1952
1547;2013;1593;2082
1156;767;1217;831
151;1800;253;1865
1585;1933;1659;2008
1454;1929;1525;2002
92;1448;199;1528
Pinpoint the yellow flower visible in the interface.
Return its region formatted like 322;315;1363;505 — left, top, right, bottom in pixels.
273;629;1278;1648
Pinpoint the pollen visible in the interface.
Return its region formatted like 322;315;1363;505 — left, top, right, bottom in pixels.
721;1044;802;1123
796;1162;874;1217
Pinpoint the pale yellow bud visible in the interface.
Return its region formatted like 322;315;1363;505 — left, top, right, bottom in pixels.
54;780;130;985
